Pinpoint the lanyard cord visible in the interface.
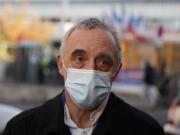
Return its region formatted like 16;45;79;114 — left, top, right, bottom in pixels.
60;92;66;108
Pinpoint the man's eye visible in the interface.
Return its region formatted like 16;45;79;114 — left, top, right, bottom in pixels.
99;59;111;66
74;56;85;64
96;58;113;71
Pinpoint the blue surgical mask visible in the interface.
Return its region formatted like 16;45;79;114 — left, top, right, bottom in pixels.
64;68;112;109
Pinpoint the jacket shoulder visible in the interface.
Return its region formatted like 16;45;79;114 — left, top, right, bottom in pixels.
108;93;164;134
3;94;62;134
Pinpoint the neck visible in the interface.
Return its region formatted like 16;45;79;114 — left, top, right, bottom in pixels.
65;90;93;128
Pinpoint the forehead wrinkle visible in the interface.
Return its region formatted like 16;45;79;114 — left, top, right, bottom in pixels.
64;28;118;60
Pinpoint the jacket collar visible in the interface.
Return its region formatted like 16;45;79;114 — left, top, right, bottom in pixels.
91;93;115;135
92;93;126;135
45;92;71;135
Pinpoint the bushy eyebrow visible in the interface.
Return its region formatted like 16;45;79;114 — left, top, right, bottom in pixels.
70;49;86;58
96;53;114;62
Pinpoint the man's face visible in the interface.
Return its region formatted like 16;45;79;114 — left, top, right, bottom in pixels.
57;28;120;80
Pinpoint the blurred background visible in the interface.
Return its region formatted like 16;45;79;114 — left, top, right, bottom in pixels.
0;0;180;134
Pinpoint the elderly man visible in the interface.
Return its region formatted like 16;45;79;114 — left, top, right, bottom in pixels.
3;18;164;135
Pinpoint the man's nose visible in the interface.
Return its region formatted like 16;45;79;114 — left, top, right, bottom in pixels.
84;59;96;70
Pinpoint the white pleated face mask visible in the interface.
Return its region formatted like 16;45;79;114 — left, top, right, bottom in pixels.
65;68;112;109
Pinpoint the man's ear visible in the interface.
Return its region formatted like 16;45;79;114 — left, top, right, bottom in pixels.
112;63;122;81
56;54;64;76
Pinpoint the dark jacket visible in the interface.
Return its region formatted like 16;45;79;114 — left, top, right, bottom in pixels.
2;92;164;135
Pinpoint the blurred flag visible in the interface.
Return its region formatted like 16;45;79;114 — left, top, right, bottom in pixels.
111;9;124;25
128;16;145;42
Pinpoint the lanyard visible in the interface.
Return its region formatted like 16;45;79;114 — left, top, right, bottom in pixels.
60;92;66;108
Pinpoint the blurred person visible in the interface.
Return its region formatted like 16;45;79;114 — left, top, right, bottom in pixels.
2;18;164;135
37;57;45;84
157;62;178;106
37;56;48;84
164;96;180;135
144;61;159;108
157;62;169;98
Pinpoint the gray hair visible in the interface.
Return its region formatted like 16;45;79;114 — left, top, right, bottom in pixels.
60;18;122;66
